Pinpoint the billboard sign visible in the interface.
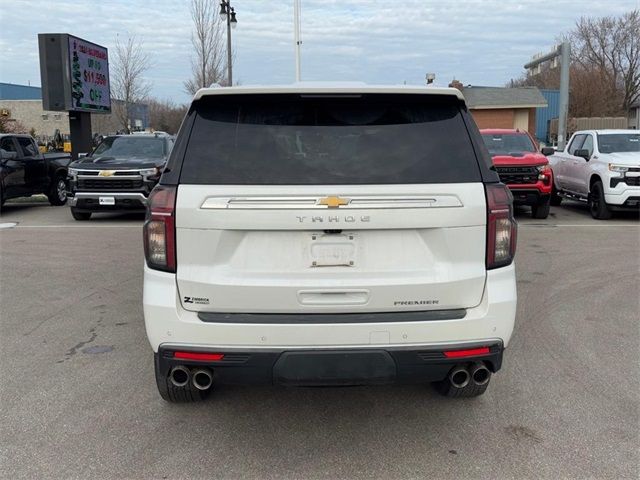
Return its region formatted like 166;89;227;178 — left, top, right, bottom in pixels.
38;33;111;113
68;35;110;112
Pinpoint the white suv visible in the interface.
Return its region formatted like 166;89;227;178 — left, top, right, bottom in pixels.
549;129;640;219
143;84;517;402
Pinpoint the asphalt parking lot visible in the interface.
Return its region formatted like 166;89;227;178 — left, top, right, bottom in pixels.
1;198;638;479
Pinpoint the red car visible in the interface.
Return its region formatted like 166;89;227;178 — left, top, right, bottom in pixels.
480;129;554;219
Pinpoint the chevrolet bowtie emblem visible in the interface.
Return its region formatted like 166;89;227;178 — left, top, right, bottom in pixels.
318;196;350;208
98;170;115;177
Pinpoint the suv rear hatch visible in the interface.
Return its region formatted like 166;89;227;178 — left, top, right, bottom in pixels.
173;93;488;314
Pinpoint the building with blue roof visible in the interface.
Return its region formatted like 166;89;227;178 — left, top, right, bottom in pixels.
0;82;43;100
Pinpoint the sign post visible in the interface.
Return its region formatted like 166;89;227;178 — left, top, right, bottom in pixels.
38;33;111;160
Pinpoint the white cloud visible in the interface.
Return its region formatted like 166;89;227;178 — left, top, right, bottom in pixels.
1;0;638;103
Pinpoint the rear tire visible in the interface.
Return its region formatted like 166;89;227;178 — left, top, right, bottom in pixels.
550;185;562;206
531;197;550;219
154;356;211;403
48;175;68;206
71;207;91;221
589;181;612;220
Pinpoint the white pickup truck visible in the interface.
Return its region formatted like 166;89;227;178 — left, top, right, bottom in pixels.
548;129;640;219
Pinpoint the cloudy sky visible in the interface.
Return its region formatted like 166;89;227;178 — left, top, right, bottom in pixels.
1;0;638;104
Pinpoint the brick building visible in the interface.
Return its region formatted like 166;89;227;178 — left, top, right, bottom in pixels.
0;82;149;142
449;81;547;136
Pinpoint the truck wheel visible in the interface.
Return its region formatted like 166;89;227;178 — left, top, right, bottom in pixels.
155;356;211;403
434;365;490;398
550;185;562;206
48;175;68;206
531;198;550;219
71;208;91;221
589;181;612;220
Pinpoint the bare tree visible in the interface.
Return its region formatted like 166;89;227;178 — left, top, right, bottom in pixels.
0;116;27;134
111;35;152;133
572;10;639;112
509;63;624;117
184;0;228;95
148;99;188;134
509;10;639;116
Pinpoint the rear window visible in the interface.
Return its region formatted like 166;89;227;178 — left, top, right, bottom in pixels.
598;133;640;153
180;94;481;184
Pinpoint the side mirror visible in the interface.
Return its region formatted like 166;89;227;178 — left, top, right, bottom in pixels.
78;153;88;159
541;147;555;156
574;149;591;161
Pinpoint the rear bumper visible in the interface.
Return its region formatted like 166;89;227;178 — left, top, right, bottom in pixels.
69;191;148;211
156;342;504;386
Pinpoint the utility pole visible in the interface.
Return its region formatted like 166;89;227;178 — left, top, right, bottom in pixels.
294;0;302;81
524;41;571;149
219;1;238;86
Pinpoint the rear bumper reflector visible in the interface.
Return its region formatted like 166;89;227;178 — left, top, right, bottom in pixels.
173;351;225;361
443;347;490;358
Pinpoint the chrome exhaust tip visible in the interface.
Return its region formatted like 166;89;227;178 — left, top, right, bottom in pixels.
470;362;491;386
192;368;213;391
449;365;470;389
169;365;191;388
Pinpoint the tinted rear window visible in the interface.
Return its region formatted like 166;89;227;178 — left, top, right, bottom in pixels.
597;133;640;153
180;94;481;184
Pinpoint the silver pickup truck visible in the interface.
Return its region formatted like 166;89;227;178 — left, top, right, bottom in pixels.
548;129;640;219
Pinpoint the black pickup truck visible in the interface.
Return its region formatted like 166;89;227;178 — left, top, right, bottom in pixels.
0;134;71;212
67;133;174;220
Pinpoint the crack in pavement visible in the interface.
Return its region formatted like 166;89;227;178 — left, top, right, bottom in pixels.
60;330;98;362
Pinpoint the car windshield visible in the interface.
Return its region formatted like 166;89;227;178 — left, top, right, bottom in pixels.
597;134;640;153
92;136;165;158
180;94;482;185
481;133;536;156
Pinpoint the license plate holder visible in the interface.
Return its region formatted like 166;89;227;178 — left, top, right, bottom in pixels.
309;233;356;267
99;196;116;206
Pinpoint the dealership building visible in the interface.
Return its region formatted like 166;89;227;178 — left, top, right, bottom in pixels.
0;82;149;141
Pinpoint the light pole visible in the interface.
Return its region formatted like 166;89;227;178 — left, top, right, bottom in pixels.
524;41;570;149
219;1;237;86
294;0;301;81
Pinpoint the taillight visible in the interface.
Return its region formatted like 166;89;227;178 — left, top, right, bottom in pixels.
143;185;177;272
486;183;517;269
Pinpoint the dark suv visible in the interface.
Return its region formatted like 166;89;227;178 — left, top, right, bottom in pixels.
67;133;174;220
